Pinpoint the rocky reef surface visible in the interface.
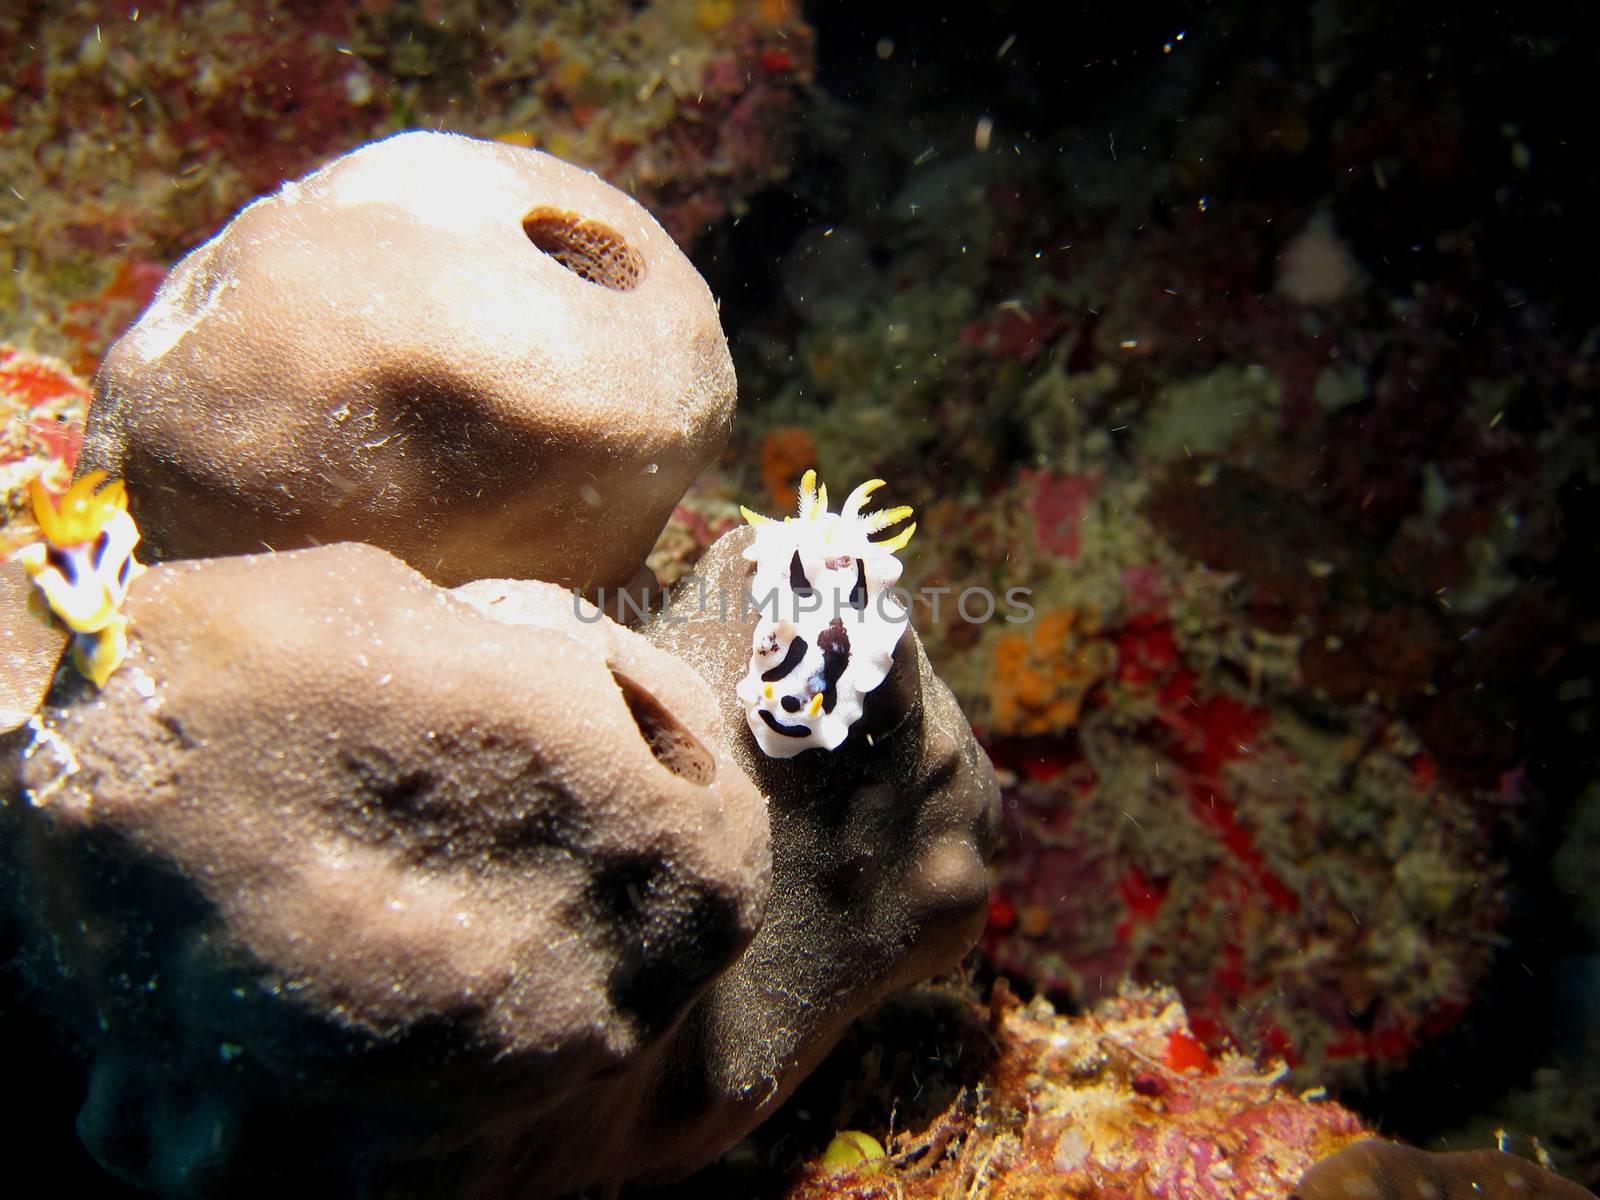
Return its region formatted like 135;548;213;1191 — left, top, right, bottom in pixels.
3;3;1598;1196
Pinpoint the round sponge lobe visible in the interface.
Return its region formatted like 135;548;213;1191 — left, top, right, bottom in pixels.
83;130;736;590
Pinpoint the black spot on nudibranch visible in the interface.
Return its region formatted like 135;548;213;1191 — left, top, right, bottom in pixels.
762;636;808;682
789;550;816;599
91;529;110;568
780;695;802;713
849;559;867;610
817;619;850;715
46;545;76;584
759;709;811;738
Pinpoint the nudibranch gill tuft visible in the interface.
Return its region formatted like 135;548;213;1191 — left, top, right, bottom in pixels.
735;470;916;758
13;470;145;688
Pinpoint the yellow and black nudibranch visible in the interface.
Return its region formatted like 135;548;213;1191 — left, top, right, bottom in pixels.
736;470;916;758
13;471;145;688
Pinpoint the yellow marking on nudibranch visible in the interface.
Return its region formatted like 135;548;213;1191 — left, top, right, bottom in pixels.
30;470;127;549
764;683;774;700
863;505;914;534
73;617;130;689
840;479;886;519
740;469;916;554
797;468;819;520
878;522;917;554
806;692;825;717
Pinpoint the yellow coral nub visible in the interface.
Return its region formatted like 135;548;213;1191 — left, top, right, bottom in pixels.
821;1130;886;1174
13;471;145;688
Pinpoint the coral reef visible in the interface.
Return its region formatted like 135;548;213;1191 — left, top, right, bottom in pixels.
715;12;1597;1146
760;424;819;509
6;0;1600;1192
965;466;1510;1093
1;0;814;371
987;608;1117;738
778;983;1368;1199
83;131;735;591
0;345;88;554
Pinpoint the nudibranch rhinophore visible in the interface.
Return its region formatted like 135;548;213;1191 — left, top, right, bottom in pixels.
12;471;144;688
735;470;916;758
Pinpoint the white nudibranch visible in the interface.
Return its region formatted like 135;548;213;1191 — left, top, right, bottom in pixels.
12;471;145;688
736;470;916;758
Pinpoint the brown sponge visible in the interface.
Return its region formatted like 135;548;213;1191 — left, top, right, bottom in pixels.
1294;1140;1598;1200
2;527;999;1197
81;131;736;590
636;524;1004;1178
0;558;66;732
4;542;768;1196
